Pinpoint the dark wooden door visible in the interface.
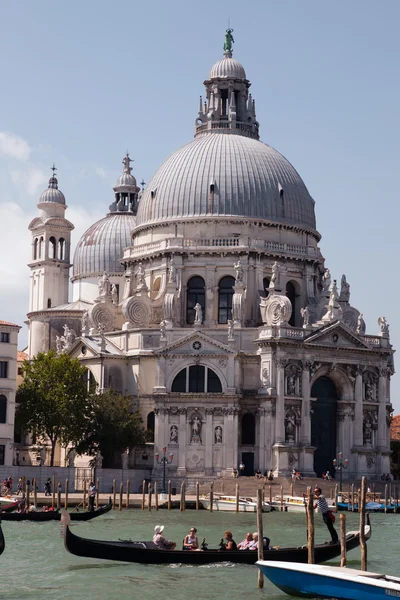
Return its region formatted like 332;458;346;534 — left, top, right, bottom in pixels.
311;377;338;477
241;452;254;476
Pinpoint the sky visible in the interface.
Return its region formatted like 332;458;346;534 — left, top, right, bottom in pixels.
0;0;399;409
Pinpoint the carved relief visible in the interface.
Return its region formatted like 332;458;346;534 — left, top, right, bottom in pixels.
122;296;151;327
214;426;223;444
170;425;178;443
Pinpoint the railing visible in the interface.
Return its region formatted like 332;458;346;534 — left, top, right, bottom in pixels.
183;238;239;247
362;336;381;347
196;120;258;139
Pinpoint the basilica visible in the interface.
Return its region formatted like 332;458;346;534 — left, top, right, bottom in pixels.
26;33;394;481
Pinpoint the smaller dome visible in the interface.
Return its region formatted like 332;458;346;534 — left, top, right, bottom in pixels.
209;54;246;80
114;172;137;189
39;174;66;205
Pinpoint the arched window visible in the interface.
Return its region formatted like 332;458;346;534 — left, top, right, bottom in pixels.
241;413;256;445
58;238;65;260
39;237;44;258
83;369;97;393
186;276;205;324
49;236;57;259
263;277;270;298
146;411;155;442
286;281;297;326
218;276;235;324
0;395;7;424
33;238;38;260
171;366;222;393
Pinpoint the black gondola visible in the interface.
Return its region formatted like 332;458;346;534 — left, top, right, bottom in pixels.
64;522;371;565
0;501;112;522
0;522;4;555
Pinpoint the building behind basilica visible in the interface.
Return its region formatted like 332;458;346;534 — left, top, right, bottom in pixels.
26;33;394;481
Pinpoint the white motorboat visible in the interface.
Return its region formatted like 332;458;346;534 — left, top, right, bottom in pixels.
200;494;271;512
256;560;400;600
270;495;335;512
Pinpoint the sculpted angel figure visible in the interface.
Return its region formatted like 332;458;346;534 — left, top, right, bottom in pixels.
233;259;243;283
300;306;310;327
168;256;177;284
227;319;234;340
111;284;118;305
323;268;331;292
270;261;279;287
191;415;202;443
340;274;350;296
55;335;64;354
378;316;389;335
194;303;203;324
136;262;146;287
160;319;167;339
81;309;89;332
356;313;363;334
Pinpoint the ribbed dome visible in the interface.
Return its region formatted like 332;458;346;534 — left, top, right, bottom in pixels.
209;56;246;79
39;176;66;205
114;172;137;188
136;134;316;230
73;213;136;278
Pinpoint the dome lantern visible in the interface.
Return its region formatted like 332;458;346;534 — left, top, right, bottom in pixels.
110;152;140;215
38;164;66;206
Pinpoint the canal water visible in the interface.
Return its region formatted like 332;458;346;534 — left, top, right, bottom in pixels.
2;509;399;599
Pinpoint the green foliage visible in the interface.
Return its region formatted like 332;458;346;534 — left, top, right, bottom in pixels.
16;351;90;465
76;390;146;468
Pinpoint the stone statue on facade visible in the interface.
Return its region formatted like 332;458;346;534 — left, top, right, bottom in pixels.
378;316;389;336
81;309;89;334
285;410;296;443
160;319;167;340
300;306;310;328
270;261;280;288
227;319;234;341
363;420;372;446
122;153;132;174
340;274;350;298
170;425;178;443
223;28;234;53
322;268;331;292
287;375;296;396
168;256;177;284
194;303;203;324
215;426;223;444
356;313;363;334
233;259;243;283
365;382;374;401
190;414;202;443
136;263;146;288
63;324;75;350
121;450;129;470
98;271;111;298
55;335;63;354
111;284;118;305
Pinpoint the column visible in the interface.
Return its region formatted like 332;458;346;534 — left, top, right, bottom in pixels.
204;409;213;473
301;366;311;444
153;357;167;393
378;371;387;448
275;360;285;443
354;369;363;447
233;408;239;465
177;408;187;475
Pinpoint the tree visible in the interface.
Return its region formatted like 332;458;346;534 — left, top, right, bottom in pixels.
16;351;90;466
76;390;146;468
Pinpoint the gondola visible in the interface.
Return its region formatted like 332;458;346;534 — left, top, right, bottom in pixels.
64;522;371;565
0;498;25;513
0;522;4;555
0;500;112;522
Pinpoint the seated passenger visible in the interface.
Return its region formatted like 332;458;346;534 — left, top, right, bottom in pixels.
249;532;258;550
183;527;198;550
153;525;176;550
255;469;262;479
237;532;253;550
223;531;237;550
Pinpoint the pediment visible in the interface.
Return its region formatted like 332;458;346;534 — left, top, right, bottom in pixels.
304;321;370;350
67;336;124;359
155;330;235;357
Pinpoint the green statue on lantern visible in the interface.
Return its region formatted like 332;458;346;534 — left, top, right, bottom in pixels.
224;28;234;53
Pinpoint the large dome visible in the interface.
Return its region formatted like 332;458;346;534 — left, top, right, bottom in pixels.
136;134;316;230
73;213;136;278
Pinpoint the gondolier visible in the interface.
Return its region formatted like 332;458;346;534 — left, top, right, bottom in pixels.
88;482;96;512
313;487;338;544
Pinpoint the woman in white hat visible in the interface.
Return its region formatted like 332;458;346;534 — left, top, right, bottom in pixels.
153;525;176;550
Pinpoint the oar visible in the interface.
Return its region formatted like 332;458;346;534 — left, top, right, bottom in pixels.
70;501;84;513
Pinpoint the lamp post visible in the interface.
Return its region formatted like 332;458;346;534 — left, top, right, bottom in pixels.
333;452;349;492
154;447;174;494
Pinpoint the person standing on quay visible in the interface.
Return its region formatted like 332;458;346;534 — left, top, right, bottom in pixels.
88;481;96;511
313;487;338;544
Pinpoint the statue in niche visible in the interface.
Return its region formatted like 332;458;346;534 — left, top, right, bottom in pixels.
233;259;244;283
190;414;202;443
322;268;331;292
365;382;374;401
215;426;223;444
340;274;350;297
378;316;389;335
285;410;296;444
262;367;269;387
170;425;178;443
356;313;363;334
227;319;234;340
111;284;118;305
136;263;146;287
287;375;296;396
168;256;177;284
194;303;203;324
300;306;310;327
363;420;372;446
270;261;279;287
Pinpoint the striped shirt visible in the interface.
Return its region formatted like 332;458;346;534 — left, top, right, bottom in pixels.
315;495;329;514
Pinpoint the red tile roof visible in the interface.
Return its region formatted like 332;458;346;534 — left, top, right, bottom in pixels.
391;415;400;441
17;351;28;362
0;320;20;328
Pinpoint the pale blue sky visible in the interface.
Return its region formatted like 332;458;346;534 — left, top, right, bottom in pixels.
0;1;399;409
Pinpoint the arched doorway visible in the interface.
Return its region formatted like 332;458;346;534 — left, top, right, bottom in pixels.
310;377;338;477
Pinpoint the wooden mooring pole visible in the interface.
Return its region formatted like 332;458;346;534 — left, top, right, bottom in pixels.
95;478;99;509
26;482;30;508
141;480;146;510
64;479;69;510
83;479;87;510
154;481;158;510
126;479;130;509
306;487;315;564
180;482;185;511
119;482;123;511
148;482;152;511
384;484;388;514
290;483;294;497
235;482;239;513
167;480;171;510
334;484;338;513
351;483;355;512
280;485;284;512
360;476;367;571
33;478;37;508
52;475;56;508
257;488;264;588
269;485;272;504
196;481;199;511
209;481;214;513
340;513;347;567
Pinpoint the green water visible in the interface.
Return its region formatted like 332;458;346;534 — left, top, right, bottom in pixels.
2;509;400;600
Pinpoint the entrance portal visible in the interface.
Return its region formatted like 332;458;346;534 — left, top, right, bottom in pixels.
241;452;254;476
311;376;338;477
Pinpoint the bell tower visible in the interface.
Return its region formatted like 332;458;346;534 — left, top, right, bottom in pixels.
28;166;74;313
